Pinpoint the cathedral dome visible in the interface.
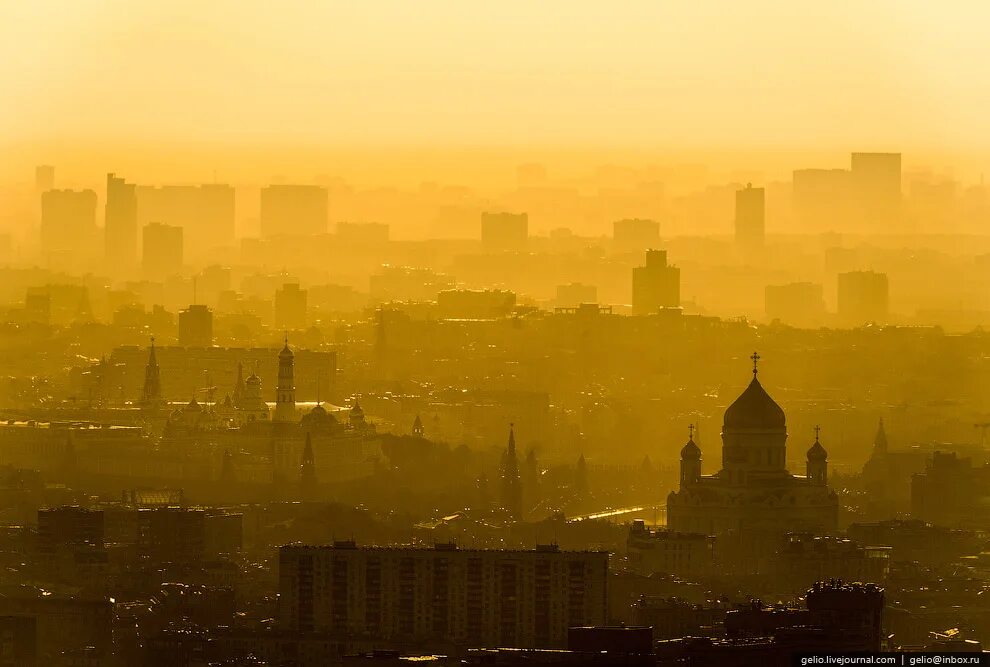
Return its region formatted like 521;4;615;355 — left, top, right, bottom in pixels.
723;376;785;430
680;438;701;460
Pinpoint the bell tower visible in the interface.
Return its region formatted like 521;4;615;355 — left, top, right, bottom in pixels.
274;336;296;422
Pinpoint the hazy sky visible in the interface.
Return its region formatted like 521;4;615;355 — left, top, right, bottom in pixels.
1;1;988;180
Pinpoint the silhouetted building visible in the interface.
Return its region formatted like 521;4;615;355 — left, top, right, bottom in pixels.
138;507;206;562
613;218;660;251
178;304;214;347
105;172;138;268
764;282;825;326
851;152;902;230
837;270;889;324
275;283;308;330
555;283;598;308
481;212;528;252
260;184;328;237
40;189;98;261
37;506;104;553
277;542;608;649
626;520;714;576
140;337;166;408
437;289;516;319
912;450;990;527
500;425;522;521
734;183;765;249
274;338;297;422
631;249;680;315
666;355;838;539
142;222;184;278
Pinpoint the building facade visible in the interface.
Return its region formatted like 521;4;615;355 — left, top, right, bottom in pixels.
277;542;608;649
666;355;838;536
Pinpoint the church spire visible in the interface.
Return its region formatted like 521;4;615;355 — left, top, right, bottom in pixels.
873;418;888;455
500;424;522;521
140;336;164;408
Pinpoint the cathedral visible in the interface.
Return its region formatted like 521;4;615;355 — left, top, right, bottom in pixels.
666;354;838;536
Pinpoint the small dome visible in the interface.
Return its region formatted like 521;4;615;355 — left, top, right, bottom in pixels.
246;374;261;386
185;397;201;412
310;404;327;416
680;438;701;460
723;377;786;430
807;439;827;460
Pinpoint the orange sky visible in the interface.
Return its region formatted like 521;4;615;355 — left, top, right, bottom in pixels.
1;1;988;183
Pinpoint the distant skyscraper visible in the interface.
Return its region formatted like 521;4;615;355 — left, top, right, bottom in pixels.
481;212;528;252
260;185;328;237
40;189;98;260
142;222;183;278
177;304;213;347
105;173;138;268
837;270;889;324
613;218;660;251
734;183;765;248
850;152;902;230
274;338;296;422
274;283;308;330
631;249;680;315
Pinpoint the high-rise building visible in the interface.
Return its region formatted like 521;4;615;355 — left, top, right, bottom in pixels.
764;282;826;326
837;270;889;324
137;184;236;254
178;304;214;347
631;249;680;315
274;283;308;330
274;338;296;422
260;185;328;237
850;152;902;231
37;507;104;553
105;173;138;268
142;222;183;278
481;212;528;252
555;282;598;307
613;218;660;251
734;183;765;248
277;542;608;649
40;189;98;261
